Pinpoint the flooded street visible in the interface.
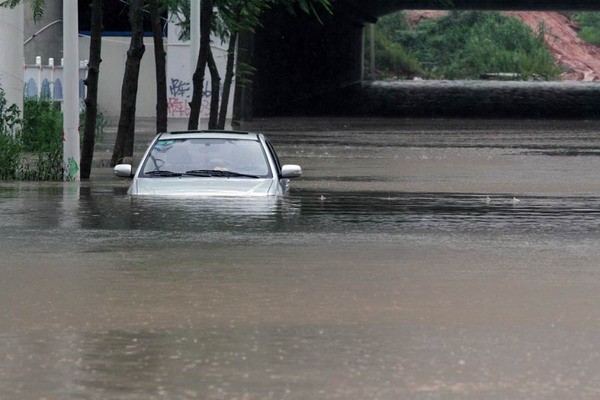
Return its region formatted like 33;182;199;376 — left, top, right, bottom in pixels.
4;118;600;399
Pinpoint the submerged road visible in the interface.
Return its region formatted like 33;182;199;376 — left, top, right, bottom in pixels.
2;117;600;399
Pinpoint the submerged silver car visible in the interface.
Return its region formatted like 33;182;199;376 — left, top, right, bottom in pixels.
114;130;302;196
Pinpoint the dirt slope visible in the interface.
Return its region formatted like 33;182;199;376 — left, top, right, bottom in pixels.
405;10;600;81
506;11;600;81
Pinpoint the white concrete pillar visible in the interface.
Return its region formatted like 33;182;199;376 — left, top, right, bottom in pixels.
0;4;24;112
63;0;80;181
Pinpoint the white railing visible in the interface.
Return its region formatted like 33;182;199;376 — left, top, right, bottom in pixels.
23;56;88;100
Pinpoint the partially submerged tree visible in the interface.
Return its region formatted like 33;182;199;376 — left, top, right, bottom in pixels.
149;0;167;134
80;0;103;179
211;0;270;129
206;46;220;128
187;0;214;130
187;0;332;130
111;0;146;166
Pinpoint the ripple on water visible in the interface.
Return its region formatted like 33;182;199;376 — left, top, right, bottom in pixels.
3;187;600;240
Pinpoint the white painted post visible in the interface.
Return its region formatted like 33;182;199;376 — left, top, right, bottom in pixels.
35;55;42;96
48;58;54;99
62;0;80;181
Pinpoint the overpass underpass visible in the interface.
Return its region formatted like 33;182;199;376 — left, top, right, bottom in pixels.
236;1;600;119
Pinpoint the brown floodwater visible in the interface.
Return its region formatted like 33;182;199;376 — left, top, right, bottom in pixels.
3;118;600;399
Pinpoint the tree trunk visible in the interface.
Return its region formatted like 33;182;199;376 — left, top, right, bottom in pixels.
232;30;255;127
207;47;220;129
217;32;237;129
80;0;103;179
149;0;167;134
188;0;213;130
111;0;145;166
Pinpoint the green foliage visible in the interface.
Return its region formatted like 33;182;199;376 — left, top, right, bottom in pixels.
19;97;63;181
573;12;600;46
22;97;62;152
0;0;45;22
0;132;23;180
375;11;560;81
375;11;409;44
0;87;20;133
0;86;22;180
0;91;65;181
235;62;257;87
169;0;331;41
19;147;63;181
279;0;331;24
365;28;423;79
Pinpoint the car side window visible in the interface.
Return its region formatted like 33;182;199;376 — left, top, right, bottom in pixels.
266;140;282;177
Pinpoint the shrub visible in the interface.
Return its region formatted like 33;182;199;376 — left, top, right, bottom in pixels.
0;92;64;181
573;12;600;46
22;97;63;152
0;131;23;180
365;27;423;79
0;86;23;180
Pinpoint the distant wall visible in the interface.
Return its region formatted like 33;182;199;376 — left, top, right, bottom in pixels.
24;0;62;63
78;35;158;119
0;4;24;112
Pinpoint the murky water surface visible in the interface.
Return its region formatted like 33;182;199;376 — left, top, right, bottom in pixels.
3;118;600;399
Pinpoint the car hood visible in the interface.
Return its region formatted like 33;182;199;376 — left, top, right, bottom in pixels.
131;177;274;196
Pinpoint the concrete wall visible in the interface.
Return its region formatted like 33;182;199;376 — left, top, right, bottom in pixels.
308;81;600;118
24;0;62;63
78;32;233;122
78;35;158;119
0;4;24;112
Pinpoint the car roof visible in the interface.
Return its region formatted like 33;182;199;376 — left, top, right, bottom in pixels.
158;130;261;141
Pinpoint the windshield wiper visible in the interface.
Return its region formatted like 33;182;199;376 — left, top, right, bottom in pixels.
145;170;182;177
185;169;261;178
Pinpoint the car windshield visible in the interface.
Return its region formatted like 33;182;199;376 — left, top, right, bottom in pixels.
141;138;272;178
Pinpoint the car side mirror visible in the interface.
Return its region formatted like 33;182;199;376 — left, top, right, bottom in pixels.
281;164;302;179
114;164;134;178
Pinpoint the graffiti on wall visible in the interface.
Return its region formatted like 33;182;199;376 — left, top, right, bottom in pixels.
167;77;213;118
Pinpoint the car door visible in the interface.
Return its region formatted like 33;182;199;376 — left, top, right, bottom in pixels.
265;139;289;194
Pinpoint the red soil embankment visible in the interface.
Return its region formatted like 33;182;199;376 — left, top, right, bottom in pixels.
506;11;600;81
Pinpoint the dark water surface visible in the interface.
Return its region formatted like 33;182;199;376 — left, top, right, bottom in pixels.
3;118;600;399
